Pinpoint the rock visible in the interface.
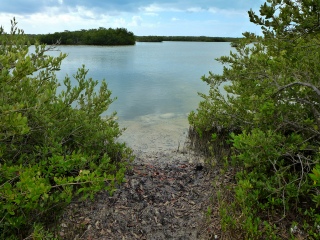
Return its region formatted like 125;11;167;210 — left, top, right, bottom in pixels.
60;223;67;228
95;221;100;229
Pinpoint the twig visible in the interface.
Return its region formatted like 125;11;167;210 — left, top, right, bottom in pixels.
275;82;320;100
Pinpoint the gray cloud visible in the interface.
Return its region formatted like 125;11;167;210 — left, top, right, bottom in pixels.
1;0;57;14
2;0;264;15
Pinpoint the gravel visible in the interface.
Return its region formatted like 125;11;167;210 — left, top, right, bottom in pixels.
57;115;220;239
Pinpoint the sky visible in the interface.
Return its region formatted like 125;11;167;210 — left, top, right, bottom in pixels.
0;0;265;37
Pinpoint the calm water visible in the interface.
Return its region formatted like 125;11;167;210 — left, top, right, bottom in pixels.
52;42;232;121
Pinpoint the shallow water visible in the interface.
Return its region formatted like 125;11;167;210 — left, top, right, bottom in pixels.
49;42;232;151
118;113;189;154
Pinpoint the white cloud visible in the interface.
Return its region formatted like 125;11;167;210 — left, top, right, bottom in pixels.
0;0;263;36
140;4;163;13
0;10;135;34
208;7;247;17
74;6;96;19
129;16;142;27
186;7;204;13
140;3;180;13
111;17;127;27
143;12;159;17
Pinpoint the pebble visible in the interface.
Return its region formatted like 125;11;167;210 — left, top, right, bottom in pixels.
56;149;213;239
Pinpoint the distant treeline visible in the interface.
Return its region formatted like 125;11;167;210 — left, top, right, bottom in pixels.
37;27;136;45
6;31;240;46
135;35;240;42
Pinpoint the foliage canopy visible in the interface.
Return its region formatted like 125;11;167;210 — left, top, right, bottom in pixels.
0;19;133;239
38;27;135;45
189;0;320;238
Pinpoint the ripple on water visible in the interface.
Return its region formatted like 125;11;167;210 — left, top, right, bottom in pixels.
118;113;190;154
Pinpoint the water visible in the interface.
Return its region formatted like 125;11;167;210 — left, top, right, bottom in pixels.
50;42;232;152
53;42;232;120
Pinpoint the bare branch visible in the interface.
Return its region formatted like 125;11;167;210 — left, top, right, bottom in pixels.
276;82;320;100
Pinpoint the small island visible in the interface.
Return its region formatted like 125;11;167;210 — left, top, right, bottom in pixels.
37;27;136;45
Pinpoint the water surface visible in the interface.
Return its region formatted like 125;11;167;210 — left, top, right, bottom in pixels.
52;42;232;151
54;42;231;120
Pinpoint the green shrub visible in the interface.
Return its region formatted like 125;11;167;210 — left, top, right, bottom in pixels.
0;19;133;239
189;0;320;238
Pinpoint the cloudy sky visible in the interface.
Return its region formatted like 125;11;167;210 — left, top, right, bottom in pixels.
1;0;265;37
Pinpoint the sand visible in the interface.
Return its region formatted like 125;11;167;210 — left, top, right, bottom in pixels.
117;112;200;165
119;113;188;151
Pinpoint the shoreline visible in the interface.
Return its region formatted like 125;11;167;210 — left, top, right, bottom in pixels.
57;112;212;239
118;112;189;155
118;112;205;166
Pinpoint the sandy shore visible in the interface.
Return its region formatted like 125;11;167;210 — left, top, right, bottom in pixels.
117;112;205;166
57;113;216;240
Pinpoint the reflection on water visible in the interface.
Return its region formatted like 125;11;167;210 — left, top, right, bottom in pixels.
52;42;232;121
43;42;232;150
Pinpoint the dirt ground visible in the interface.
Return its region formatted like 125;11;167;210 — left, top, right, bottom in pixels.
57;114;221;239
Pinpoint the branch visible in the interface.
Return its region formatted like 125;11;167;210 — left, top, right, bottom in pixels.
51;178;114;189
0;175;20;189
276;82;320;100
